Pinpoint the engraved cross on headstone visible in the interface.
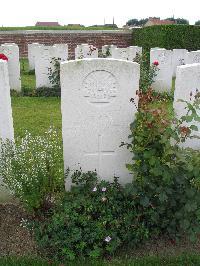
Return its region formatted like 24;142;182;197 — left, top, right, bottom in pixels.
84;134;115;174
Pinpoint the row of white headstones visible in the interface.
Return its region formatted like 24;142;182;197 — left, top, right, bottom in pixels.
2;42;200;94
0;56;199;188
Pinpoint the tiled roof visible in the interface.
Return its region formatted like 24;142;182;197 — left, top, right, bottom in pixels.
35;22;60;26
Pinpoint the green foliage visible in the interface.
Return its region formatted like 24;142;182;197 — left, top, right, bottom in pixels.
0;128;64;214
35;86;60;97
32;172;148;260
166;17;189;25
134;53;159;93
2;253;200;266
48;57;61;94
133;25;200;52
195;20;200;26
126;18;148;26
125;90;200;240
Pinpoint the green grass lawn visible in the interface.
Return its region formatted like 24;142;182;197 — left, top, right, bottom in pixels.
0;26;120;31
12;97;61;139
1;253;200;266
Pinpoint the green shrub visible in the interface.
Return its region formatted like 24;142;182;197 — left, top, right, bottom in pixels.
133;25;200;52
0;128;64;214
125;90;200;240
134;53;159;93
32;171;148;260
35;86;60;97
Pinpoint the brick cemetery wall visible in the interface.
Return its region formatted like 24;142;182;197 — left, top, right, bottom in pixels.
0;30;132;59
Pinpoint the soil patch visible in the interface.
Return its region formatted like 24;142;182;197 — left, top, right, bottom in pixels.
0;203;37;256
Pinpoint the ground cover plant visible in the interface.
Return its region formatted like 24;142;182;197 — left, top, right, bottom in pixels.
2;253;200;266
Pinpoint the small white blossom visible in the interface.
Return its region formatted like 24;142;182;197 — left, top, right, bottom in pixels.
92;187;97;192
102;197;107;202
105;236;112;243
102;187;106;192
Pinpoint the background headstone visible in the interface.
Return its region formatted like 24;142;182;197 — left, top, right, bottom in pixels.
111;47;129;60
102;45;117;57
129;46;143;61
150;48;172;92
61;58;140;189
172;49;188;77
186;51;200;64
28;43;44;71
0;43;21;91
75;44;98;59
35;44;68;88
174;63;200;149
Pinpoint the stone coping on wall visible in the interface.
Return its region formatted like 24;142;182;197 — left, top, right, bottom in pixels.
0;30;132;35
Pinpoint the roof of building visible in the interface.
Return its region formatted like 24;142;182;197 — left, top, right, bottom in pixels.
146;18;176;25
35;22;60;27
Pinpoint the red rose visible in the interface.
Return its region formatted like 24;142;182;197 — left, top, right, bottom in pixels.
153;61;159;66
0;53;8;61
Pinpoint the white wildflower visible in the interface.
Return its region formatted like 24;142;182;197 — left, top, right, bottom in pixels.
105;236;112;243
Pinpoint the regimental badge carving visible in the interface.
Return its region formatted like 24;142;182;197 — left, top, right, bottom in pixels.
83;70;118;103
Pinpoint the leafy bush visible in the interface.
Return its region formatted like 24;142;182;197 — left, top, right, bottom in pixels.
125;90;200;240
0;128;64;214
133;25;200;52
134;53;159;93
35;86;60;97
32;171;148;260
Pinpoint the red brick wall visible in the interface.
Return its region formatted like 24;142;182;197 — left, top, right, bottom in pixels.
0;30;133;59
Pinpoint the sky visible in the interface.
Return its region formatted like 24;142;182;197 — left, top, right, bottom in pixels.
1;0;200;27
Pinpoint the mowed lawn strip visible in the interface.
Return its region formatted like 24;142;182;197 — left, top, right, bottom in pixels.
11;97;62;139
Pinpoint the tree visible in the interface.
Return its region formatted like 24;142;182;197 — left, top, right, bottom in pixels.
176;18;189;24
126;18;148;26
195;20;200;25
166;17;189;25
126;19;139;26
138;18;148;26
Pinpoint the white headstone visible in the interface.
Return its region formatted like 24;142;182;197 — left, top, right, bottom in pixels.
35;44;68;88
173;63;200;149
186;51;200;64
0;43;21;91
129;46;143;61
111;47;142;62
53;44;69;60
172;49;188;77
28;43;44;71
61;58;140;189
0;60;14;142
150;48;172;92
75;44;98;59
102;45;117;57
111;48;129;60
